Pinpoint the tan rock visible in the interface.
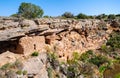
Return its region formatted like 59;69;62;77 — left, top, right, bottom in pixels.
0;51;21;66
16;36;45;56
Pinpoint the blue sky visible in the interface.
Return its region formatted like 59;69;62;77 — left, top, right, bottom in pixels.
0;0;120;16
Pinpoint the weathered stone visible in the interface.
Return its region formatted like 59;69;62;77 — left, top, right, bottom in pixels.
23;52;48;78
0;51;21;66
19;19;36;27
15;36;45;56
6;70;17;78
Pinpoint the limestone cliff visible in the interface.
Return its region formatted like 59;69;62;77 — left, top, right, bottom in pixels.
0;17;117;78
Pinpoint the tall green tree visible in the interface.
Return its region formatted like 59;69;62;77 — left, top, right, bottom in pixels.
18;2;44;19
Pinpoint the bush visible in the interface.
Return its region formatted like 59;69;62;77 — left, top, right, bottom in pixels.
99;65;108;73
89;55;109;67
80;50;93;62
107;33;120;49
47;67;53;78
23;70;27;75
16;70;22;75
18;2;44;19
0;63;12;70
67;52;80;65
62;12;74;18
77;13;88;19
31;51;39;56
96;14;108;19
108;14;116;20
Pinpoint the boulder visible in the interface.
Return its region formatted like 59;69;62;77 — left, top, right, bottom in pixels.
22;52;48;78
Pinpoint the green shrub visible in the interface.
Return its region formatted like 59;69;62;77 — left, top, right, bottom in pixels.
99;65;107;73
16;70;22;75
0;63;12;70
31;51;39;56
80;50;93;62
23;70;27;75
107;34;120;49
89;55;109;67
67;52;80;65
115;73;120;78
47;67;53;78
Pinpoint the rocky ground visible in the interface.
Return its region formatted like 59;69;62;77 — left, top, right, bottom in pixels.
0;17;120;78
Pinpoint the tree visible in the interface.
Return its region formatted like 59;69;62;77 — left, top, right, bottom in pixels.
96;14;107;19
62;12;74;18
77;13;88;19
18;2;44;19
108;14;116;20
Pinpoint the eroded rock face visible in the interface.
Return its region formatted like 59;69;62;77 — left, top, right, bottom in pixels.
0;17;112;62
0;17;116;78
47;30;109;61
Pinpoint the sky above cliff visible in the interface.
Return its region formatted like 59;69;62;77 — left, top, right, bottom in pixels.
0;0;120;16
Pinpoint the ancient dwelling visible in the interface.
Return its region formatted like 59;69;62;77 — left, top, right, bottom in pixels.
0;17;112;64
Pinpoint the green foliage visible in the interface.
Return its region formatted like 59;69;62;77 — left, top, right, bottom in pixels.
16;70;27;75
77;13;88;19
43;15;50;18
31;51;39;56
80;50;93;62
47;67;53;78
18;2;44;19
23;70;27;75
89;55;109;67
96;14;108;19
67;52;80;65
62;12;74;18
108;14;116;19
107;32;120;49
0;63;12;70
72;52;80;61
101;44;108;52
99;65;107;73
47;52;59;70
48;52;58;60
115;73;120;78
16;70;22;75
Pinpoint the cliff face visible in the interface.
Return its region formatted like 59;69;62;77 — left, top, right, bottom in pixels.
0;17;114;78
0;17;110;60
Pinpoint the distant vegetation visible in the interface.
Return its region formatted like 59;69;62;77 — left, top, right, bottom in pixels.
10;2;120;20
61;12;120;20
62;12;74;18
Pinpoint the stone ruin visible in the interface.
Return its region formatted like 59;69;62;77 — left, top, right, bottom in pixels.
0;17;112;62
